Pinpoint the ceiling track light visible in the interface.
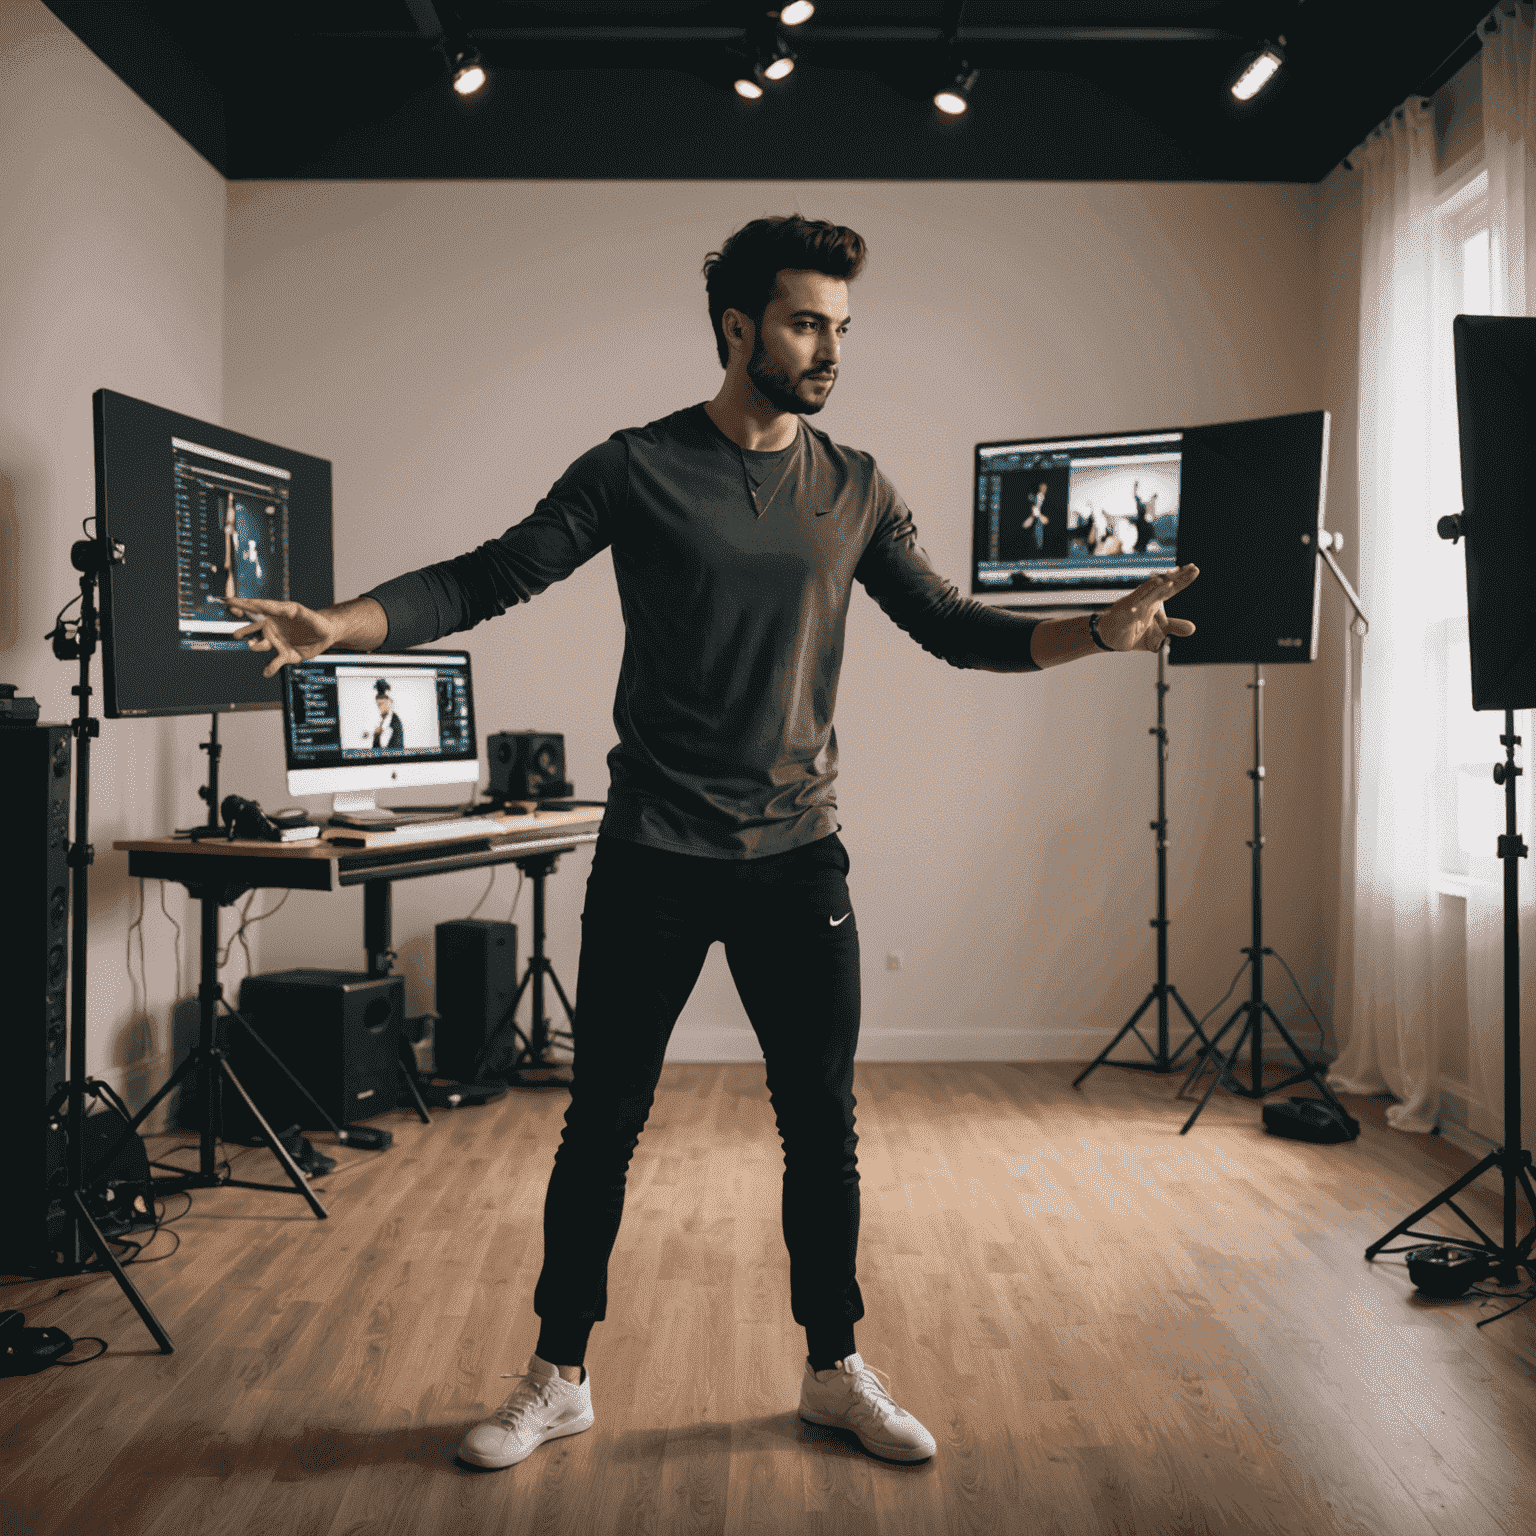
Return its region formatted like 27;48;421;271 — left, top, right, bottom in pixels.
763;45;796;82
934;63;978;116
448;41;487;96
1230;37;1284;103
778;1;815;26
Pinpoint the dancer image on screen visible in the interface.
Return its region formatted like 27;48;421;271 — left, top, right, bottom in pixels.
367;679;404;749
1022;481;1049;553
1133;480;1160;552
222;494;238;601
223;215;1199;1471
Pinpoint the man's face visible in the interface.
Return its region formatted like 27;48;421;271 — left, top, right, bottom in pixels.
376;695;391;718
741;269;849;417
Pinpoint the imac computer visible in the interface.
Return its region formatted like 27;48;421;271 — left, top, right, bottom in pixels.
972;426;1183;609
282;649;480;823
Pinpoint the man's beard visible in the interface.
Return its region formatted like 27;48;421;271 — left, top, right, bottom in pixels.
747;336;835;416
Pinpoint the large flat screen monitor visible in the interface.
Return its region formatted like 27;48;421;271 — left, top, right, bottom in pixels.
93;388;334;717
972;426;1183;608
282;649;480;817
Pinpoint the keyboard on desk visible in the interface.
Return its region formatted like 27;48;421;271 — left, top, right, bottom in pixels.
330;816;513;846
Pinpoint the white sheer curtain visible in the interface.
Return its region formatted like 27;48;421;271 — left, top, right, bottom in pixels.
1465;1;1536;1145
1328;100;1443;1130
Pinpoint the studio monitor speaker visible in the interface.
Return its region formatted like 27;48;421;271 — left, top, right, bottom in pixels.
1453;315;1536;710
488;731;571;801
0;723;72;1272
1168;410;1330;668
232;970;403;1132
435;920;518;1081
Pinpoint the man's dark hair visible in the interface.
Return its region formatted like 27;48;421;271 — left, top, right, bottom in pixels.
702;215;867;368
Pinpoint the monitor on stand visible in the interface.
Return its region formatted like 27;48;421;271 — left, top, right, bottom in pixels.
92;388;334;718
971;426;1184;609
281;649;480;825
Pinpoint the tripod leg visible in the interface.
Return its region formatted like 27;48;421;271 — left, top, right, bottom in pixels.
69;1190;174;1353
1261;1004;1347;1108
545;961;578;1030
1364;1151;1501;1260
1073;991;1158;1088
398;1038;432;1124
1164;987;1213;1068
219;1060;328;1219
1180;1013;1252;1135
1180;1002;1245;1097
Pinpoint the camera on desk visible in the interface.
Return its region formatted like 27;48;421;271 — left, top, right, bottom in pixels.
486;732;572;805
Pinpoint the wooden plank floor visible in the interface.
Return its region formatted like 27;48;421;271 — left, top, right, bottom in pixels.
3;1062;1533;1536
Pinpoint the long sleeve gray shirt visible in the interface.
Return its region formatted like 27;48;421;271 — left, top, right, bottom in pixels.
365;403;1041;858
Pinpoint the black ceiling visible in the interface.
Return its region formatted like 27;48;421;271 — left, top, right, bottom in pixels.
45;1;1490;183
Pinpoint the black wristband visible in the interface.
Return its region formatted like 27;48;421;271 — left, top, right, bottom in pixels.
1088;610;1115;652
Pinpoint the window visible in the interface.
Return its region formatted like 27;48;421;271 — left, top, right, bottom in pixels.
1428;169;1503;886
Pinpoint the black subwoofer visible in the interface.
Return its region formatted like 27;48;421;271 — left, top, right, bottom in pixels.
232;970;403;1132
434;919;518;1081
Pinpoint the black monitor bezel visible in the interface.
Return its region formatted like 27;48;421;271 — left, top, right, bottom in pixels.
93;388;334;718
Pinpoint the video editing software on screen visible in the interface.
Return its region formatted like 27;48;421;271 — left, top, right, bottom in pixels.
974;430;1182;595
284;653;475;769
174;438;293;650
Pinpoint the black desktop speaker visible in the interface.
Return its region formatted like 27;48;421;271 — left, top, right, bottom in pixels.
1452;315;1536;710
0;722;73;1273
1168;410;1330;667
434;920;518;1081
231;970;403;1132
487;731;572;801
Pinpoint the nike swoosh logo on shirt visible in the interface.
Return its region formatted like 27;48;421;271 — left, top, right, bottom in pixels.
829;913;851;926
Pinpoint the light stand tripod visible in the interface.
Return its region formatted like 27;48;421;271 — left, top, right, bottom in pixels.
1178;663;1353;1134
1365;713;1535;1287
1075;644;1209;1085
41;537;173;1351
480;848;577;1088
103;712;328;1218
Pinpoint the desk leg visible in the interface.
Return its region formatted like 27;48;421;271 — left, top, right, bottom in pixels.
363;880;432;1124
365;881;393;980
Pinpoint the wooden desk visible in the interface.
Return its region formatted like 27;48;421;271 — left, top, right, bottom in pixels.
115;805;604;978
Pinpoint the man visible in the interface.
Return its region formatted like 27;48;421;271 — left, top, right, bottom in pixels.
368;679;404;749
225;215;1197;1469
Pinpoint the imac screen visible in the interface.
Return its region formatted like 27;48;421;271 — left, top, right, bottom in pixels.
284;651;477;775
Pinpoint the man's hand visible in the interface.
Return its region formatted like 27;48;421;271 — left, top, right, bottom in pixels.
1095;564;1200;653
224;596;387;678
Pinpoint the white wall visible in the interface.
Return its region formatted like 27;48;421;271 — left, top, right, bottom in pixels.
224;179;1335;1063
0;0;228;1120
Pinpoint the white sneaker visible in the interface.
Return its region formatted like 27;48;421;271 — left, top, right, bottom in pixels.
457;1353;595;1469
798;1353;936;1463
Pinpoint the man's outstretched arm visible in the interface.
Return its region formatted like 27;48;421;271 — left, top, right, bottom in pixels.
224;438;625;677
